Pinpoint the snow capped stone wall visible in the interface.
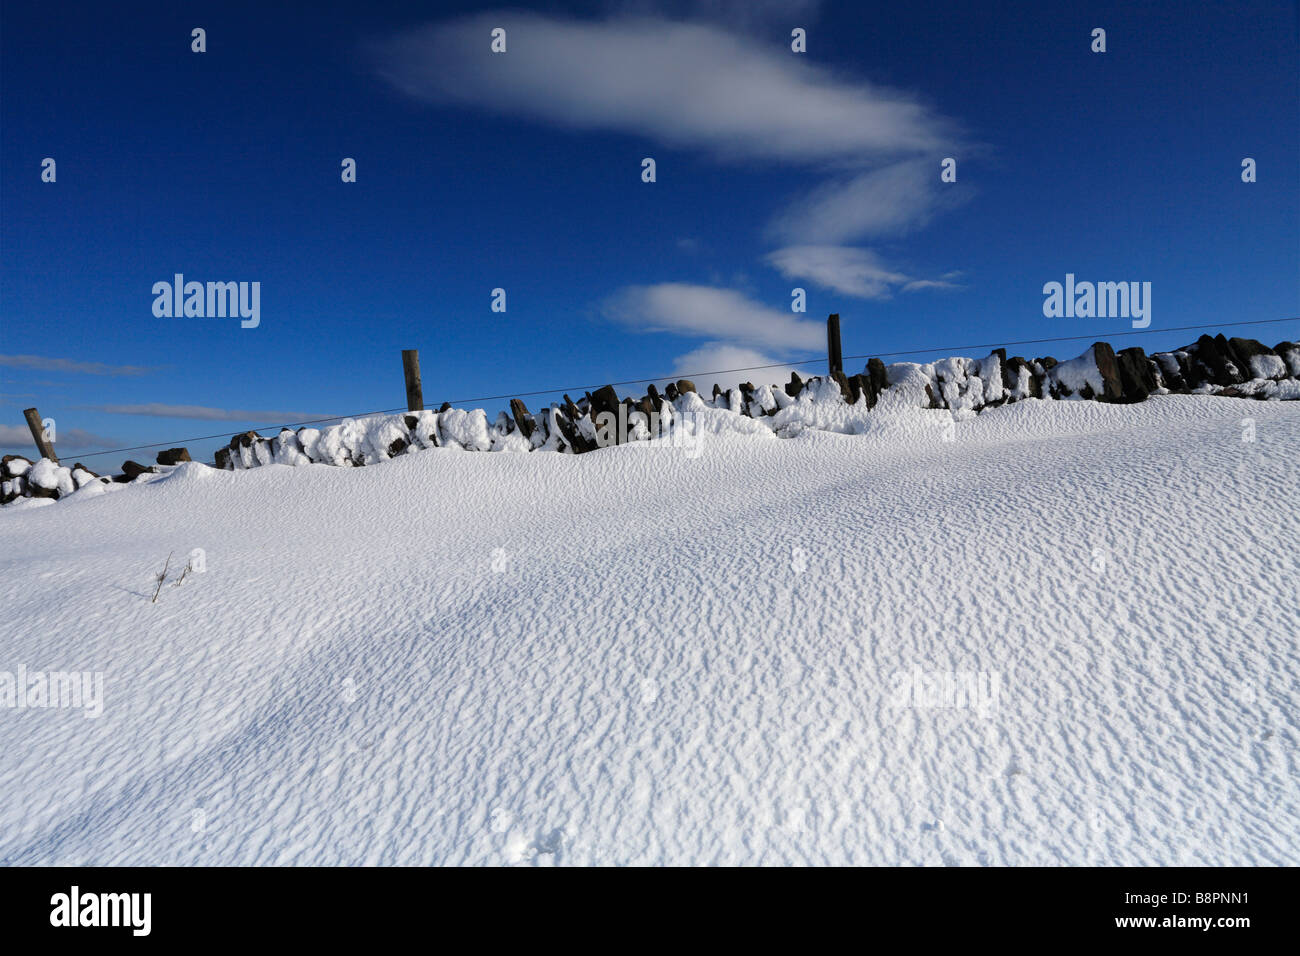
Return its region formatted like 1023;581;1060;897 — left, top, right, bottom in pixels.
4;334;1298;507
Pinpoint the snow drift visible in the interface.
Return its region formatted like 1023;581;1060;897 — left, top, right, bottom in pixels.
1;392;1296;865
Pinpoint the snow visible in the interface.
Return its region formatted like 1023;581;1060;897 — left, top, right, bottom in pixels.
1;395;1297;865
1249;353;1288;381
1046;346;1106;398
27;458;62;491
437;408;492;452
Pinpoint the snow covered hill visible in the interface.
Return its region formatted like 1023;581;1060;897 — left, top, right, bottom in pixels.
1;394;1297;865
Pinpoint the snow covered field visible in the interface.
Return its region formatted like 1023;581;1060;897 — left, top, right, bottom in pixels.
1;394;1297;865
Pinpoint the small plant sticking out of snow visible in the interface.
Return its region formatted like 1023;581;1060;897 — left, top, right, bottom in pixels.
171;556;196;589
151;552;173;603
150;548;206;601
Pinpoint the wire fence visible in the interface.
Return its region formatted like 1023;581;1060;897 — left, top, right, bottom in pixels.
23;315;1300;463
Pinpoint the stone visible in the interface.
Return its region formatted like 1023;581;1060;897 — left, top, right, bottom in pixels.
2;454;33;478
553;405;595;455
676;379;696;395
1151;352;1188;391
847;373;866;405
866;357;889;400
588;385;622;445
992;348;1011;392
1187;334;1245;386
1228;338;1284;379
830;370;853;402
1089;343;1124;402
121;460;154;480
28;479;57;499
509;399;536;439
1114;346;1156;403
156;447;191;466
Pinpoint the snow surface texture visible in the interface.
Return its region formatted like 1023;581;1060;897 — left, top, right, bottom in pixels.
1;395;1297;865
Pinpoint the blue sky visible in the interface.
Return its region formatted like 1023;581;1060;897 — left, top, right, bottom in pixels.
2;0;1297;466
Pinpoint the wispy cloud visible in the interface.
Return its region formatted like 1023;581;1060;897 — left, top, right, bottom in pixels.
0;354;159;376
88;403;338;423
371;13;956;165
0;424;123;452
765;159;968;245
901;273;965;293
766;245;964;299
604;284;823;352
767;246;908;300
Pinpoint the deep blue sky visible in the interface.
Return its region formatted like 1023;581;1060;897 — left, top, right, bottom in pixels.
2;0;1297;465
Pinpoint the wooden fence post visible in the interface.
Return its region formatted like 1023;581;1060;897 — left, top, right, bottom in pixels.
827;313;843;377
23;407;57;462
401;350;423;412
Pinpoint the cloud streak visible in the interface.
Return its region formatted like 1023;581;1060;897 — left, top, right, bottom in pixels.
766;159;968;245
88;403;338;423
604;284;823;352
766;245;964;300
0;355;159;376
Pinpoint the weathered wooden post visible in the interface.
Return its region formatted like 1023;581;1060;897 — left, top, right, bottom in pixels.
827;313;843;377
23;407;57;462
401;349;423;412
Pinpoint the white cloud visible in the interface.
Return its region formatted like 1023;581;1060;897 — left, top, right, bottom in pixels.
766;159;968;244
767;245;908;299
371;14;954;164
901;273;964;293
766;245;964;299
604;283;823;351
